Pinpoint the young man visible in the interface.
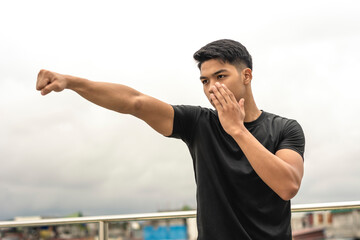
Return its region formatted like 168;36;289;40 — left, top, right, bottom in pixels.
36;39;305;239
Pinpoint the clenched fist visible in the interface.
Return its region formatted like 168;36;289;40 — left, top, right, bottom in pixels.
36;69;67;96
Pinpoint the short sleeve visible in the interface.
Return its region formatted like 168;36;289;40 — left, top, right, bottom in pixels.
277;120;305;159
167;105;202;145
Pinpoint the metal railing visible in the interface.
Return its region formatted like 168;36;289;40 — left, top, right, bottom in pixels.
1;201;360;240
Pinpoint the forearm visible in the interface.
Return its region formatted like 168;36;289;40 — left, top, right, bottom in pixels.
232;127;303;200
36;69;174;136
208;82;303;200
65;75;142;114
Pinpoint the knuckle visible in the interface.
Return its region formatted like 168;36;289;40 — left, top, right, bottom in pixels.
53;82;60;90
37;70;44;80
39;69;48;76
42;87;49;94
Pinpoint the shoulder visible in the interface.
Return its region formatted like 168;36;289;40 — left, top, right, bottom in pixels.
262;111;303;130
172;104;214;113
263;111;305;157
172;105;216;119
263;111;292;123
169;105;217;142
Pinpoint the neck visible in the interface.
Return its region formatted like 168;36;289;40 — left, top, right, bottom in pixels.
243;90;261;123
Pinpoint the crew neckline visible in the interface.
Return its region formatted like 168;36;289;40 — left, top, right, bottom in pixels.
244;110;266;127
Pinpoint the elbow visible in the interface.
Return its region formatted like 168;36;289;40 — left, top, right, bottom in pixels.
121;93;143;115
276;167;303;201
132;95;143;114
278;183;301;201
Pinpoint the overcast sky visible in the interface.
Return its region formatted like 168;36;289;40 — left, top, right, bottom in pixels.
1;0;360;220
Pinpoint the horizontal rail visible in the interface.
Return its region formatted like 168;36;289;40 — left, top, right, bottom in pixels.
1;201;360;228
291;200;360;213
0;210;196;228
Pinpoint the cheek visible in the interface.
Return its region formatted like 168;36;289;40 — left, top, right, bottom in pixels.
203;87;213;103
226;83;242;98
203;86;209;96
204;90;211;100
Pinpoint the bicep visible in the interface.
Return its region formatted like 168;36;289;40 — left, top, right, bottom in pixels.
132;94;174;136
276;119;305;178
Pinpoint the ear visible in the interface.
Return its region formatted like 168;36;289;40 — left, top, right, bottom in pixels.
242;68;252;85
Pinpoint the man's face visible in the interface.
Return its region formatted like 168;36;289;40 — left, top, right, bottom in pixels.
200;59;245;107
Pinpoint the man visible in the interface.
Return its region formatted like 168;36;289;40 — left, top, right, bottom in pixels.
36;39;305;239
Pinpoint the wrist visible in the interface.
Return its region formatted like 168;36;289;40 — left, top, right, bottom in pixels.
65;75;86;91
230;124;248;139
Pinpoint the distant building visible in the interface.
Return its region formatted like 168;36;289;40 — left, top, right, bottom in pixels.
292;227;326;240
143;218;187;240
1;213;97;240
291;209;360;239
327;209;360;239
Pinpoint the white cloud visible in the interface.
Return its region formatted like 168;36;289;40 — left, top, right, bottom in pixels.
1;0;360;220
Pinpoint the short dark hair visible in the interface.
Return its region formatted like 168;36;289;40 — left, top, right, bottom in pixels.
193;39;253;70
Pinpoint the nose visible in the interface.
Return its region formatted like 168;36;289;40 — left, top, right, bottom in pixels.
207;84;216;106
208;81;217;95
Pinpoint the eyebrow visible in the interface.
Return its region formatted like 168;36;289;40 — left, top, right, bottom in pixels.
200;69;229;80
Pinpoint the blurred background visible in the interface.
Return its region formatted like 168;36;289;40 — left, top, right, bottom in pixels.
0;0;359;223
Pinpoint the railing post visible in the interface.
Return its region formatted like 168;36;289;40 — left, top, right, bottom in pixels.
99;221;108;240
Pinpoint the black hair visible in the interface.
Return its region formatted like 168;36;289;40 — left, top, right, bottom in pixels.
193;39;253;70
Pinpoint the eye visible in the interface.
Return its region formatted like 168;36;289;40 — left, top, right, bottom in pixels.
217;74;226;80
201;79;208;85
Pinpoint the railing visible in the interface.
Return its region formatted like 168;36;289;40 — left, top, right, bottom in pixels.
1;201;360;240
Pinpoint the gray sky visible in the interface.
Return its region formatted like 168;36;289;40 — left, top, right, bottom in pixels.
1;0;360;220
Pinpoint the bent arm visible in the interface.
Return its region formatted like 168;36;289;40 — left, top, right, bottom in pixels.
210;82;304;201
232;129;304;201
36;70;174;136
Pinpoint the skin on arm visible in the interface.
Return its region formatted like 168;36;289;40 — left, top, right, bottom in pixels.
210;82;304;201
36;69;174;136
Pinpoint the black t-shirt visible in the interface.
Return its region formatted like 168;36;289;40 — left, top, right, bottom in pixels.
168;105;305;240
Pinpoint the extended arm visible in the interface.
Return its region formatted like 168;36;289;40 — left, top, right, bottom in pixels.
36;69;174;136
210;82;303;201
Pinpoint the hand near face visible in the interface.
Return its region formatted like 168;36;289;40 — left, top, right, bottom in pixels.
210;82;245;136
